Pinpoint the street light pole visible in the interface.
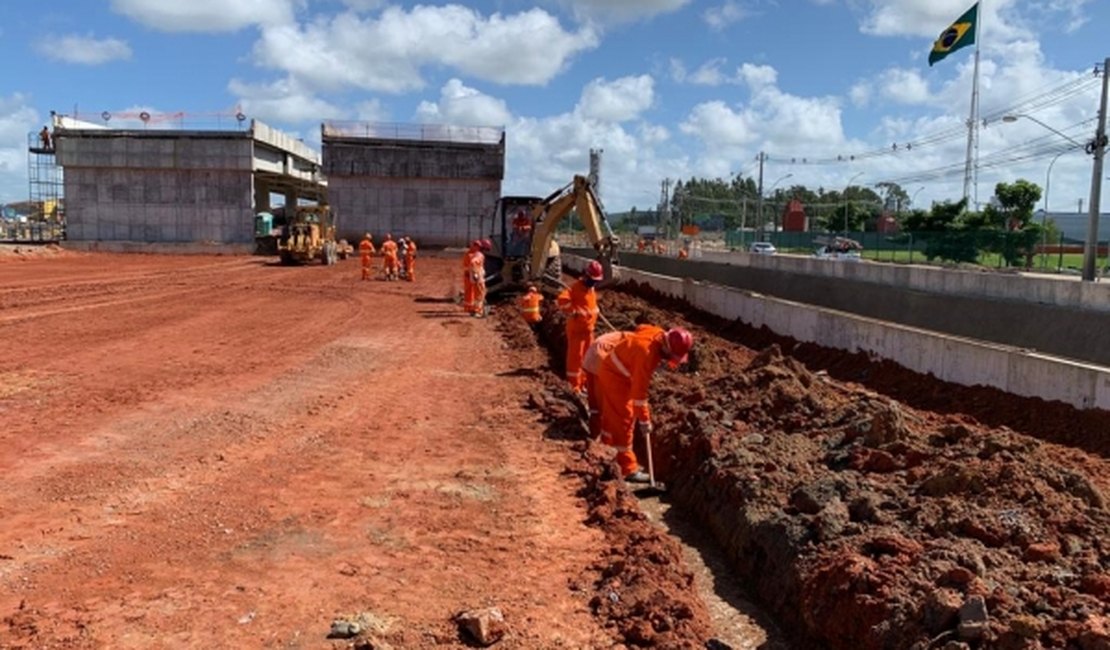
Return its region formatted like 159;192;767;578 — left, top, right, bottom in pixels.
764;172;793;234
1002;114;1084;147
1042;150;1069;269
1082;57;1109;282
911;186;925;207
843;172;863;233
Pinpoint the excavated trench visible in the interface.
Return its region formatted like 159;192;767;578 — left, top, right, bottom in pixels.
498;276;1110;650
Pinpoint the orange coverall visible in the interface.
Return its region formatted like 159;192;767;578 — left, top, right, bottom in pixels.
595;324;667;476
556;278;598;392
358;237;375;280
582;331;627;439
403;239;417;281
463;250;486;315
518;290;544;324
381;240;399;279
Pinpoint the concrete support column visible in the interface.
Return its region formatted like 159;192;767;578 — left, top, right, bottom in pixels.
285;190;297;210
254;181;271;213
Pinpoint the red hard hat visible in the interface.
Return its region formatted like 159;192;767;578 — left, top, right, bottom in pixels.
585;260;604;281
663;327;693;364
470;239;482;250
481;239;492;251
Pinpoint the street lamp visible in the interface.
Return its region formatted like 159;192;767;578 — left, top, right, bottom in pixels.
843;172;863;233
1041;149;1074;269
764;173;793;233
1001;109;1106;280
1002;114;1084;147
911;186;925;207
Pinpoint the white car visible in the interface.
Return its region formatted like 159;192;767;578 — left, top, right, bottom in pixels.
814;246;861;262
749;241;777;255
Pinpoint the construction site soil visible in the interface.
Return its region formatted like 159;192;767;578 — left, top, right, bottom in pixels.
2;248;1108;649
526;279;1109;650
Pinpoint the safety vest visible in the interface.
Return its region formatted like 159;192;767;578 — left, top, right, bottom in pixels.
555;279;598;334
599;325;666;424
518;292;544;324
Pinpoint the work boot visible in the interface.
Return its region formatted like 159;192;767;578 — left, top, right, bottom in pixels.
624;471;650;484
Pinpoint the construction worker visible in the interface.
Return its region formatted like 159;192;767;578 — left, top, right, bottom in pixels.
556;260;603;393
381;233;399;280
581;330;628;439
596;325;694;482
39;126;51;150
636;238;646;253
510;209;532;256
518;284;544;328
461;240;481;314
358;233;375;281
403;236;417;282
677;246;689;260
471;239;491;317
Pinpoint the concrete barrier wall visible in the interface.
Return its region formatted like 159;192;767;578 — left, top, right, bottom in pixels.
566;255;1110;412
576;249;1110;368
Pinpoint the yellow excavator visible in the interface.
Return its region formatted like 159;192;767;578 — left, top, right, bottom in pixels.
483;175;619;296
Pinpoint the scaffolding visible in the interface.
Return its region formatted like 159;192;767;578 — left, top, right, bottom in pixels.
16;128;66;242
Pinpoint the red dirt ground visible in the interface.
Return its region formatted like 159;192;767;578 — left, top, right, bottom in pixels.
591;284;1110;650
0;252;710;649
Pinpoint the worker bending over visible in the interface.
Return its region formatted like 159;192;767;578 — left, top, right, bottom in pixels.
359;233;375;281
595;325;693;482
403;237;417;282
518;284;544;328
556;260;603;393
581;330;627;439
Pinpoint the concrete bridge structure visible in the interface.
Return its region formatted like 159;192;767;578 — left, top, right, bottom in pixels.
53;115;325;245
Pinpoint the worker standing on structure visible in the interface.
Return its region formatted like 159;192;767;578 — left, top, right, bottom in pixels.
581;330;628;439
518;284;544;328
556;260;603;393
596;325;693;482
403;236;417;282
381;234;399;281
359;233;375;281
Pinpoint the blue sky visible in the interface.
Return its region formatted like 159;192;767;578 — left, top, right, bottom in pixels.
1;0;1107;214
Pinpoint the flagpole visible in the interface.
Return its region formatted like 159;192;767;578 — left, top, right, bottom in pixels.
962;1;981;207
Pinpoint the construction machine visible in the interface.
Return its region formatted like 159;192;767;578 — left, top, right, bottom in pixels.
483;175;619;296
275;204;351;265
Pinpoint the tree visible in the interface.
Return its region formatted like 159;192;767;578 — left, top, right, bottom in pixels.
968;180;1044;267
874;181;910;214
901;198;979;263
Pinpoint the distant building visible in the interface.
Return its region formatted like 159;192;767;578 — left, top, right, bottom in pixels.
782;199;807;232
1035;210;1110;243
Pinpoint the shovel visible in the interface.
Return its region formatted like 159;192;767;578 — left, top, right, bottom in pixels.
634;422;667;497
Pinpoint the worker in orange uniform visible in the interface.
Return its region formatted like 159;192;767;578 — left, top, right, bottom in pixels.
358;233;375;281
581;330;628;439
461;240;481;313
596;325;694;482
403;236;417;282
470;239;491;317
636;238;646;253
510;209;532;256
381;234;399;281
677;246;689;260
518;284;544;328
556;260;604;393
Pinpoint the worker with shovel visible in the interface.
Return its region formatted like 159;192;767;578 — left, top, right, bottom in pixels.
556;260;604;393
358;233;375;281
595;325;693;484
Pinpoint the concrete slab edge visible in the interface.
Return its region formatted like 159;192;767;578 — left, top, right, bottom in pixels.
567;255;1110;412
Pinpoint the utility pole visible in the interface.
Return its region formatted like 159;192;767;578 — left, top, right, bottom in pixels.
755;152;766;239
1082;57;1109;282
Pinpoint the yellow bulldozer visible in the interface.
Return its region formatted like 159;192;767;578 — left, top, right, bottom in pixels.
275;205;352;265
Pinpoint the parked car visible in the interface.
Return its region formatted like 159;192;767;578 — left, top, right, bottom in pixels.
749;241;777;255
814;246;861;262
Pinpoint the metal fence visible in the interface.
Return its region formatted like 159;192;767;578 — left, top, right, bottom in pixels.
322;121;504;145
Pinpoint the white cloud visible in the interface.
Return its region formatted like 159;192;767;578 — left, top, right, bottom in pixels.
876;68;931;104
250;6;598;94
563;0;692;23
577;75;655;123
35;35;132;65
0;94;40;205
703;1;751;30
414;79;512;127
110;0;295;32
849;81;872;107
338;0;384;11
738;63;777;89
669;58;688;83
228;77;344;124
689;59;730;86
355;99;389;123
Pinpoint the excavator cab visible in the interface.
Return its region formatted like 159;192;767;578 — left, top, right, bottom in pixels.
483;175;619;297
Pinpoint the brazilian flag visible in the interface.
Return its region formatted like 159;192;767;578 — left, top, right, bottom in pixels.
929;3;978;66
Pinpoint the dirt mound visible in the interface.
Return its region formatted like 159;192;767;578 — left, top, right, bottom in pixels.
494;302;715;648
598;286;1110;650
